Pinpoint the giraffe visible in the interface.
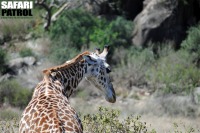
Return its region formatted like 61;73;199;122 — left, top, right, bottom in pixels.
19;46;116;133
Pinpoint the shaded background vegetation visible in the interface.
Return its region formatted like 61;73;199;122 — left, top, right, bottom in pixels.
0;0;200;132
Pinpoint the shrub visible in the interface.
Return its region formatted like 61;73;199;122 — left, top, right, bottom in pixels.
49;10;94;63
181;23;200;66
49;43;79;64
113;44;200;95
0;80;32;108
50;10;97;49
0;19;33;39
49;9;133;64
89;16;133;48
82;107;199;133
82;107;153;133
112;46;155;93
146;50;200;94
19;48;34;57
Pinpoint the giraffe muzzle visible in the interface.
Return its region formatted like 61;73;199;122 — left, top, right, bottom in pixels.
105;84;116;103
106;93;116;103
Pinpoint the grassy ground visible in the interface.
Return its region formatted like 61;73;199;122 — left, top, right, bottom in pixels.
0;97;199;132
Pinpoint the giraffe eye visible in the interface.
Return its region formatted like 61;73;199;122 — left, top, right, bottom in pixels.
106;68;111;73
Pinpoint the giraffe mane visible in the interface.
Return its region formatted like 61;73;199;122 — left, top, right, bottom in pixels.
43;51;91;80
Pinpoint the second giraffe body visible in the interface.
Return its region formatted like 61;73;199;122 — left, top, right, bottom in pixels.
19;46;116;133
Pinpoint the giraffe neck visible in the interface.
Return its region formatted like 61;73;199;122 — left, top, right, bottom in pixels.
43;61;88;98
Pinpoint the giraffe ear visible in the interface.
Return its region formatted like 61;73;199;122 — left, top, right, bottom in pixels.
83;55;97;65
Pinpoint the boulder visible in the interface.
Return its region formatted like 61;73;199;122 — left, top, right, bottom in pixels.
121;0;144;20
0;34;11;46
132;0;199;47
84;0;144;20
84;0;119;16
8;56;36;75
0;73;12;82
193;87;200;105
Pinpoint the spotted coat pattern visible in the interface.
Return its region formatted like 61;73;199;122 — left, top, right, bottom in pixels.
19;50;115;133
19;52;89;133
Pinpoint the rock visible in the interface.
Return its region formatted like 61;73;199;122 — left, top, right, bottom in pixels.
0;33;11;45
132;0;199;47
84;0;108;15
8;56;36;75
84;0;144;20
0;73;12;82
23;56;36;66
121;0;144;20
193;87;200;105
24;33;32;40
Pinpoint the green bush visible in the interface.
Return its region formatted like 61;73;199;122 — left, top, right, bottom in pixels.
0;47;7;74
112;47;155;92
82;107;153;133
49;43;79;64
19;48;34;57
82;107;198;133
50;10;97;49
181;23;200;66
146;50;200;94
49;9;132;64
113;44;200;95
89;16;133;48
0;19;33;39
0;80;32;108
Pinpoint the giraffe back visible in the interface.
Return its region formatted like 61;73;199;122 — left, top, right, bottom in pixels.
19;48;116;132
19;80;83;133
19;52;91;133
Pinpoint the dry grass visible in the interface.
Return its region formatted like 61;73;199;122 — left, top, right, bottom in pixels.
0;95;199;133
0;19;33;38
0;107;21;133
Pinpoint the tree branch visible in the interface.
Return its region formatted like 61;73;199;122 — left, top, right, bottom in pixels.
35;0;52;30
35;0;84;30
51;3;71;22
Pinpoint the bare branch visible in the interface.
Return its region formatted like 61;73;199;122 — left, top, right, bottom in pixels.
35;0;85;30
35;0;52;30
51;3;71;22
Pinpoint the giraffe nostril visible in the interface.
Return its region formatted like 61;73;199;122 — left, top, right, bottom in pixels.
106;68;111;73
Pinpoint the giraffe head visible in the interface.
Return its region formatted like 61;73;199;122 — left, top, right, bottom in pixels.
83;46;116;103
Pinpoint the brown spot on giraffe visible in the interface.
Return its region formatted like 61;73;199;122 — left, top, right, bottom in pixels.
20;46;116;132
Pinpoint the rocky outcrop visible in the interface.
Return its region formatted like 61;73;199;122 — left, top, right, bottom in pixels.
8;56;36;75
120;0;144;20
0;73;12;82
132;0;200;47
84;0;144;20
